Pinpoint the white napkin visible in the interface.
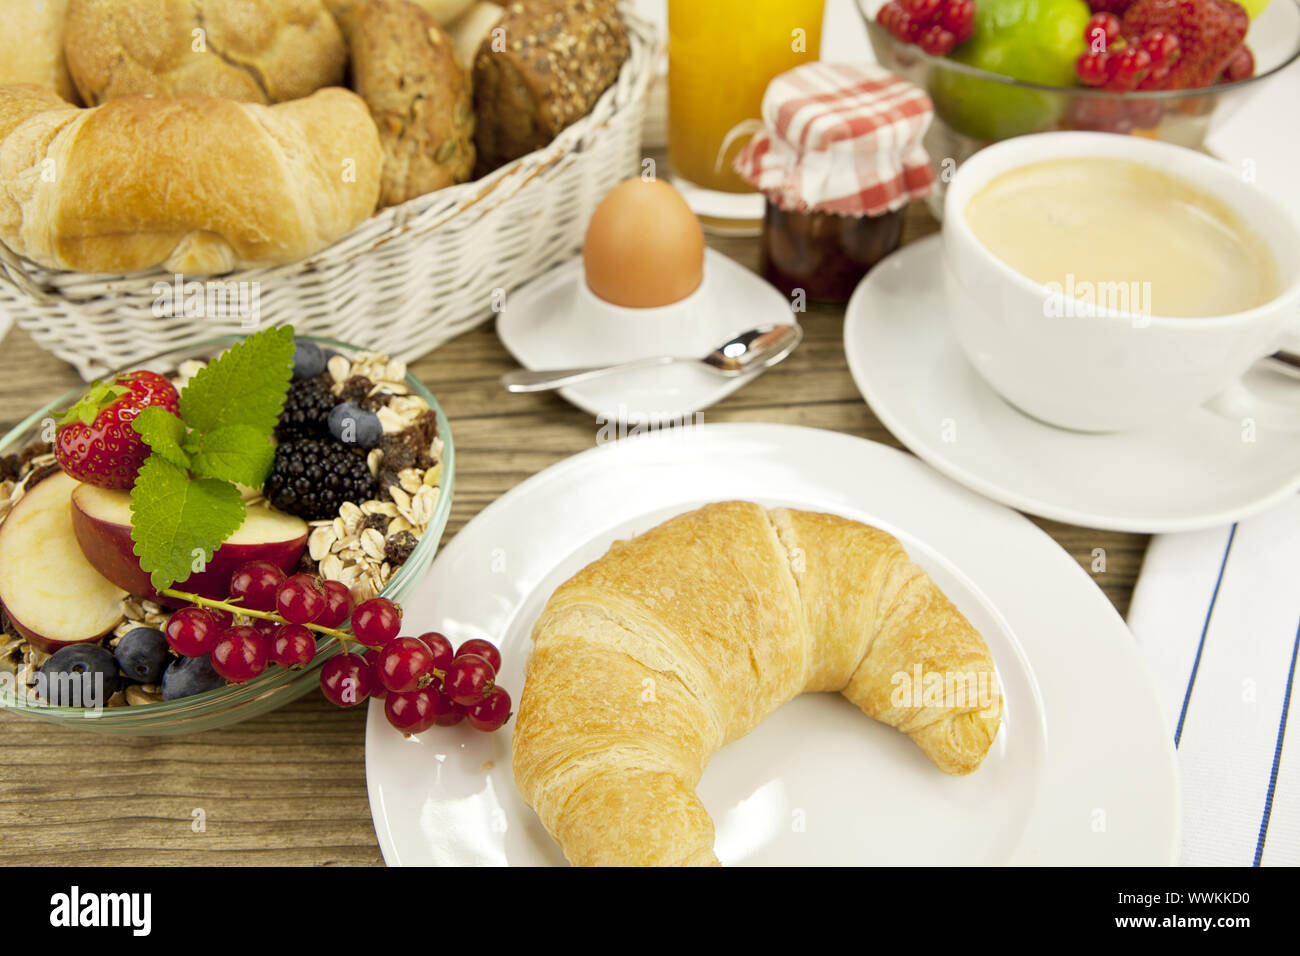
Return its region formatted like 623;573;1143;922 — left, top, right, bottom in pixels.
1127;495;1300;866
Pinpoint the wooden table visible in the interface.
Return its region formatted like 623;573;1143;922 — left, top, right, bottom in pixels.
0;206;1149;865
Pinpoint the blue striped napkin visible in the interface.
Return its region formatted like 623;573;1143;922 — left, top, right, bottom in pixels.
1127;495;1299;866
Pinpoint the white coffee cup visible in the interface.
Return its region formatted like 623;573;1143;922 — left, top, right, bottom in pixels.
942;132;1300;433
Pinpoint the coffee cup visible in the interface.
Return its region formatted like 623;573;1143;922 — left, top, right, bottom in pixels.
942;132;1300;433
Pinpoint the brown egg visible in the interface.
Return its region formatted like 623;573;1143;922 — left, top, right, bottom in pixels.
582;178;705;309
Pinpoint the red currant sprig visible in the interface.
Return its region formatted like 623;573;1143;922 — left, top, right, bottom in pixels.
877;0;975;56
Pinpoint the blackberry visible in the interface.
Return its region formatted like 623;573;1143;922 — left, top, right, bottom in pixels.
264;439;376;521
277;376;337;440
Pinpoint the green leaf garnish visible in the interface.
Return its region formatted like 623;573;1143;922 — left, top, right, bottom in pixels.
130;458;247;592
188;424;275;487
129;326;296;590
179;325;295;435
131;407;190;470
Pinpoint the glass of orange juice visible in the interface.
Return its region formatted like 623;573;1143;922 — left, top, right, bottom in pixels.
667;0;825;233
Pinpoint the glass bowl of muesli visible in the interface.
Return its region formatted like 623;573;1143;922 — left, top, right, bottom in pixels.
0;335;453;735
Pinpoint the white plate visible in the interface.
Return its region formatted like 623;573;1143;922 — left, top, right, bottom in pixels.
845;236;1300;534
366;423;1179;866
496;250;795;423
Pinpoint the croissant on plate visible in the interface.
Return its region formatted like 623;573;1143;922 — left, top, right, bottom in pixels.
511;500;1003;866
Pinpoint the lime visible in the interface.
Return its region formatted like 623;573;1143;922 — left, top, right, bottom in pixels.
929;0;1091;141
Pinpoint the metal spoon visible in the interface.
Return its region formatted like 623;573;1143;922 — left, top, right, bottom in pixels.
501;324;804;393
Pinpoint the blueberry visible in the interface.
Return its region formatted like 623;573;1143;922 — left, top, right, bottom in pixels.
161;654;225;700
114;627;170;683
292;340;326;380
40;645;119;708
327;402;383;449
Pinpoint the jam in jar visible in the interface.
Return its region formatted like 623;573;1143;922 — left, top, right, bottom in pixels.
760;202;905;303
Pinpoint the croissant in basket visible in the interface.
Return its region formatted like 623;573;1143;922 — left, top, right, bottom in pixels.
511;501;1003;867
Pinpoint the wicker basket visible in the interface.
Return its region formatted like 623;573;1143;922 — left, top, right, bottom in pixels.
0;6;659;380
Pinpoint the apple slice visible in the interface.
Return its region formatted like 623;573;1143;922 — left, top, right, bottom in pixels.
70;483;309;605
0;471;127;653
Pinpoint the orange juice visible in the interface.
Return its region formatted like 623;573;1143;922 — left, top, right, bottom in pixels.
668;0;825;194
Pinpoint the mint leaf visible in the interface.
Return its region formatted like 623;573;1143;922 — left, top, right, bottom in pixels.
179;326;295;436
130;457;246;591
132;407;190;471
189;424;275;487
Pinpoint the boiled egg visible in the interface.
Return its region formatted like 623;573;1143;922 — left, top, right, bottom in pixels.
582;178;705;309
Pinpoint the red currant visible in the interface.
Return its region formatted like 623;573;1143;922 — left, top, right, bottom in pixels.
443;653;496;707
1222;45;1254;82
1105;47;1151;91
903;0;941;19
271;623;316;669
428;687;464;727
319;653;373;707
419;632;456;672
465;687;512;732
918;24;956;56
385;687;438;736
352;597;402;648
939;0;975;43
276;573;327;625
1076;50;1111;86
164;607;223;657
453;638;500;673
1139;29;1179;69
316;580;353;629
211;626;270;683
363;650;387;699
228;560;287;612
1084;12;1120;52
375;636;435;694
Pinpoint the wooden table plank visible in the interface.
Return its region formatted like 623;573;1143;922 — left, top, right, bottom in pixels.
0;203;1148;865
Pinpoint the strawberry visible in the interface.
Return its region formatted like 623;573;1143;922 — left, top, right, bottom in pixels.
1121;0;1249;89
53;370;180;489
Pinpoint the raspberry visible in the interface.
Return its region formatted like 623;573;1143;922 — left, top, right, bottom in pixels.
1121;0;1249;90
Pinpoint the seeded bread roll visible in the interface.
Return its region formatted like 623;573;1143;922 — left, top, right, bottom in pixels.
0;0;77;103
472;0;629;173
63;0;347;106
351;0;475;207
0;84;383;274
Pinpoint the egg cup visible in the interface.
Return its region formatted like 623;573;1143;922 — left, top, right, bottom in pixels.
497;249;798;422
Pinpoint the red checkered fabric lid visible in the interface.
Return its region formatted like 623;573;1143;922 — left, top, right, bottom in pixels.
732;62;936;217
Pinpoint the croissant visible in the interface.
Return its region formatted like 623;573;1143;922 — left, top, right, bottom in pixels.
511;501;1002;866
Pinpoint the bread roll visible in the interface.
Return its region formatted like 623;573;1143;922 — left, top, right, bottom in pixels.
64;0;347;105
351;0;475;207
472;0;628;172
327;0;476;38
0;0;77;103
512;501;1003;866
0;84;382;274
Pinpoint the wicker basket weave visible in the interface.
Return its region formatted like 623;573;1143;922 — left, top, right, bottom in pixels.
0;6;659;380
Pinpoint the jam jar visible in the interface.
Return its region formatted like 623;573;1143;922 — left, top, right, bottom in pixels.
760;202;905;303
732;63;937;304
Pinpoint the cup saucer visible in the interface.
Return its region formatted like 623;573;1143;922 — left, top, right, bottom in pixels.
845;236;1300;533
496;249;796;423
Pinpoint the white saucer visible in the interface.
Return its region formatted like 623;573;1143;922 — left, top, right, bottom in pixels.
497;249;796;423
845;236;1300;533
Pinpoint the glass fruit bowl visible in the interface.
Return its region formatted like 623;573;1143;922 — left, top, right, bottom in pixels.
0;335;454;736
858;0;1300;215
